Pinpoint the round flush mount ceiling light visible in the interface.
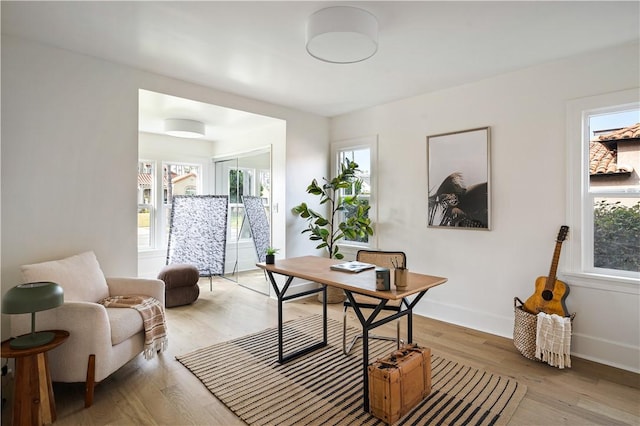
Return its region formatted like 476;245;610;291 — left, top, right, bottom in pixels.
164;118;205;138
306;6;378;64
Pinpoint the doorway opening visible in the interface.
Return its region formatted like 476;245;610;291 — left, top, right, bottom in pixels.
137;89;286;297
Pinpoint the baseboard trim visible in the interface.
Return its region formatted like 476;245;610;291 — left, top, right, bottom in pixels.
570;332;640;373
415;298;639;373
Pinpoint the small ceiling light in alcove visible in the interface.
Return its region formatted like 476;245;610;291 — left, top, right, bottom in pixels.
306;6;379;64
164;118;205;138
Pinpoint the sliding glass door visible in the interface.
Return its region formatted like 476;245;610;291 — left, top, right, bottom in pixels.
214;149;271;295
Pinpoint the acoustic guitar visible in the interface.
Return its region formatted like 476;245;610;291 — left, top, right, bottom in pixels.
522;226;570;317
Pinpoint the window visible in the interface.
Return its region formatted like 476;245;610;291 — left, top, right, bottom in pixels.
566;89;640;283
228;167;255;240
162;163;202;247
588;112;639;274
137;160;202;251
332;136;378;248
137;161;155;249
215;159;271;243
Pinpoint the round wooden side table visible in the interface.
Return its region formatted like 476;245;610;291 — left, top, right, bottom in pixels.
1;330;69;426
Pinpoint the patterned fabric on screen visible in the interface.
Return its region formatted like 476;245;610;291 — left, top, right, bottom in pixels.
166;195;229;276
242;195;271;263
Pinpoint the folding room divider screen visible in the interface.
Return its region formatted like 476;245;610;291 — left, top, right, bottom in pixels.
166;195;229;277
242;195;271;263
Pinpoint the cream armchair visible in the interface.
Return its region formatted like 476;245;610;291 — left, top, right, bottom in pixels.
11;251;165;407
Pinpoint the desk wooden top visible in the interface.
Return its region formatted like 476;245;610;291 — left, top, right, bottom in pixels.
257;256;447;300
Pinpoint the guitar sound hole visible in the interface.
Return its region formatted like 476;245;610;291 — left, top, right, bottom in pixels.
542;290;553;301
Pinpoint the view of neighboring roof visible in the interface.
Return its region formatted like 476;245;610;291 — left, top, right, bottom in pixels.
590;142;618;175
138;173;169;187
589;122;639;176
172;172;197;184
138;173;195;186
597;122;640;142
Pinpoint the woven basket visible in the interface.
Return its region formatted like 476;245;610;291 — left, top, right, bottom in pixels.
318;286;345;304
513;297;539;360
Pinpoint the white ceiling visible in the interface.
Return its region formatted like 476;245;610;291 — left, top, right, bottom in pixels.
3;1;639;138
138;89;284;141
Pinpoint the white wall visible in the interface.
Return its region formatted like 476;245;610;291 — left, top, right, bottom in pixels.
331;42;640;372
1;35;329;338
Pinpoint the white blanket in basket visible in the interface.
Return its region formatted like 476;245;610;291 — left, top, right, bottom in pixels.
535;312;572;368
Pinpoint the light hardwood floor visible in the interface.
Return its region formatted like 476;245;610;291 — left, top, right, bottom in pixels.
5;278;639;425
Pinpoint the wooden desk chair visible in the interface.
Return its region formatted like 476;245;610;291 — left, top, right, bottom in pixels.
342;250;406;355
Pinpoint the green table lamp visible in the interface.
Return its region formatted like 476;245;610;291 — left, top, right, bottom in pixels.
2;282;64;349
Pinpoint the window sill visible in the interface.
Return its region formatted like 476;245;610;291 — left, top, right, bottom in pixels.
338;243;372;258
562;271;639;295
138;248;165;258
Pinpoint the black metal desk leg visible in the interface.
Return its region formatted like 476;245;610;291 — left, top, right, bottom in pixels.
322;285;328;346
404;291;429;344
344;290;374;413
270;273;294;363
362;326;370;412
266;271;327;364
407;308;413;343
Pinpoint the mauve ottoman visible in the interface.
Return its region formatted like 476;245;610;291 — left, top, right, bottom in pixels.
157;264;200;308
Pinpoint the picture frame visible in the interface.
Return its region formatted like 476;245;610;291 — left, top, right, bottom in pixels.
427;127;491;230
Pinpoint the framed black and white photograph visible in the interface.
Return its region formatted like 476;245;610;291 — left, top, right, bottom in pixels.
427;127;491;230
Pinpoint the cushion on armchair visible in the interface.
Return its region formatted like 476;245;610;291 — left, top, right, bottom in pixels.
21;251;109;302
106;308;144;345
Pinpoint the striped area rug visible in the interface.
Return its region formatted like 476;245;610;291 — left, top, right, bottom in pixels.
176;315;526;425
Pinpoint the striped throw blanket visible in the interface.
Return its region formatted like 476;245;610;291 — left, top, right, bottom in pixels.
535;312;572;369
100;295;168;360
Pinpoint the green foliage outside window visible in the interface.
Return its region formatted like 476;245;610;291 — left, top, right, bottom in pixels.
229;169;244;203
593;200;640;272
293;159;374;260
342;199;370;243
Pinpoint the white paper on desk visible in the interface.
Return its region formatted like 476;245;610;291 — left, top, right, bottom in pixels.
330;261;375;273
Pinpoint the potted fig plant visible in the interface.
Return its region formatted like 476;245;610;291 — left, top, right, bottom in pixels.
293;158;374;302
265;247;279;264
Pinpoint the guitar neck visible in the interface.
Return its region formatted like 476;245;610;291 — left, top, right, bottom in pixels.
545;241;563;289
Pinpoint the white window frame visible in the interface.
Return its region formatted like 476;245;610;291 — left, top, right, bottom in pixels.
566;88;640;291
331;135;378;252
160;161;203;249
137;160;203;253
221;164;261;243
138;160;156;250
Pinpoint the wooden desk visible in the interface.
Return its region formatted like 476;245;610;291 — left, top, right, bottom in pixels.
257;255;447;412
1;330;69;426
